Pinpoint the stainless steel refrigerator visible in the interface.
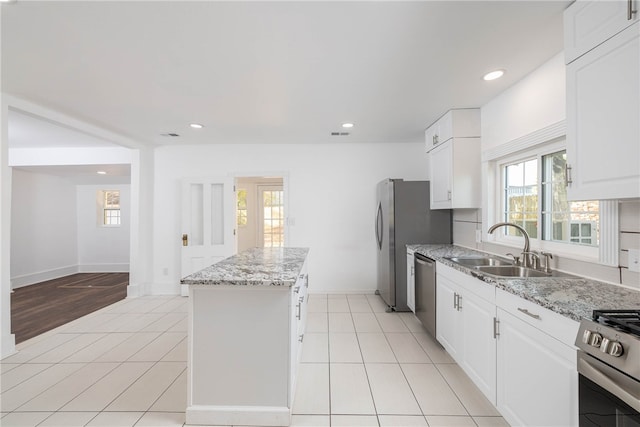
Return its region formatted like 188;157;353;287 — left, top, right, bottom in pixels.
375;179;452;312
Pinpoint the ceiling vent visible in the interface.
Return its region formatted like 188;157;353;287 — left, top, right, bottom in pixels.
331;132;350;136
161;133;180;137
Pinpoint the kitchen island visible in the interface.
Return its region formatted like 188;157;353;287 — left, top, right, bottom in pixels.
180;247;309;427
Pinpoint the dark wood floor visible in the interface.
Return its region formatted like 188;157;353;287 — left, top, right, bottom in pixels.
11;273;129;344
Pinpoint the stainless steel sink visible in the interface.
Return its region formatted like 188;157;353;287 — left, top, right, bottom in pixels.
475;265;551;278
445;256;512;267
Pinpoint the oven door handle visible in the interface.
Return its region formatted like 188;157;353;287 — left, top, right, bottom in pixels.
578;351;640;413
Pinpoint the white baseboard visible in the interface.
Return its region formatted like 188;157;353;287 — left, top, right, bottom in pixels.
11;265;78;289
78;263;130;273
127;283;141;297
149;282;181;296
1;332;16;360
186;405;290;427
308;288;377;295
11;264;130;289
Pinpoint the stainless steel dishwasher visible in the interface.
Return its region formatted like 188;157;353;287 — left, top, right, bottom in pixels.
414;253;436;337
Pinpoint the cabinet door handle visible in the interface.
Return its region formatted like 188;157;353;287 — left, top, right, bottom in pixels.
453;293;458;309
447;190;452;201
629;0;637;20
296;302;301;320
517;307;541;320
457;294;462;311
493;317;500;338
298;333;304;343
294;286;300;294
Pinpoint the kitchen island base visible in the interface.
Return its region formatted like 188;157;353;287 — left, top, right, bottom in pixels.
182;248;309;427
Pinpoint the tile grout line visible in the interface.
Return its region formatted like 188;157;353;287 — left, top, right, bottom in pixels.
351;296;381;427
432;363;476;423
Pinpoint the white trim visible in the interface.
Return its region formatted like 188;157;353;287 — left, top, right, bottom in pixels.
599;200;619;267
1;332;16;360
11;263;131;289
10;265;78;289
482;121;566;162
186;405;290;427
78;263;130;273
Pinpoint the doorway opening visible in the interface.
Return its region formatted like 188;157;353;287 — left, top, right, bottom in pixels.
235;177;285;252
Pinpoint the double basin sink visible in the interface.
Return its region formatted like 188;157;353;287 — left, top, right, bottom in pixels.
445;256;559;278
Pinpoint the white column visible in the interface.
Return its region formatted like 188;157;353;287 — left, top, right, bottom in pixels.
128;147;155;297
1;3;17;357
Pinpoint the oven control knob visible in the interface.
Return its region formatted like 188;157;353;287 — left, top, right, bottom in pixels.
600;337;611;353
589;332;603;348
608;341;624;357
582;329;592;344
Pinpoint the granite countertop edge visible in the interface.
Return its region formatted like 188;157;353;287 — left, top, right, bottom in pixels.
180;247;310;287
408;244;640;323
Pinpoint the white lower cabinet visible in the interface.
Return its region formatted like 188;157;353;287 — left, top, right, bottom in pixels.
495;288;579;427
436;264;496;404
436;263;579;426
496;308;578;427
290;266;309;403
407;249;416;313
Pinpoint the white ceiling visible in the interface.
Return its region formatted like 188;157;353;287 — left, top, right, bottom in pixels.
2;1;570;149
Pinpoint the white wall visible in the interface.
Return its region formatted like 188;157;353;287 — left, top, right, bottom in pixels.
10;171;131;288
152;142;428;295
481;52;565;151
76;184;130;272
10;168;78;287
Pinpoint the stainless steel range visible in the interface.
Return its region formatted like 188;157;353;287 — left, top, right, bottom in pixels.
575;310;640;426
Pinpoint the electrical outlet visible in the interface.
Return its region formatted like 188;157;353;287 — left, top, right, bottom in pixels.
629;249;640;273
475;230;482;243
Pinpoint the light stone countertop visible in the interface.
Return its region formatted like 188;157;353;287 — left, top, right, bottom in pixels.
408;244;640;322
180;247;309;287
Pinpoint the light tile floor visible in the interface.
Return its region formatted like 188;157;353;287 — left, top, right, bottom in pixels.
0;293;510;427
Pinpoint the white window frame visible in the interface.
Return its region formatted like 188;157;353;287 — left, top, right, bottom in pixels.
99;189;121;228
483;122;617;266
493;138;601;261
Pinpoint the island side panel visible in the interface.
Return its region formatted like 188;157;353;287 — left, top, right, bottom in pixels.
188;286;290;409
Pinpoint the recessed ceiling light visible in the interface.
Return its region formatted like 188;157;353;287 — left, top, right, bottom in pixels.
483;69;505;81
97;171;107;175
190;123;204;129
342;123;354;129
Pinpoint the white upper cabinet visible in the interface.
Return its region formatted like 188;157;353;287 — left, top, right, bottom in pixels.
565;0;639;200
425;109;481;210
564;0;638;63
425;109;480;153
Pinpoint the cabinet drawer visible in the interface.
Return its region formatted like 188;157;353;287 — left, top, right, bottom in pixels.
437;263;495;303
565;0;639;63
496;288;579;347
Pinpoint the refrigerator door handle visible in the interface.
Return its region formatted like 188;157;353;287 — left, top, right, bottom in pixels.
376;202;383;250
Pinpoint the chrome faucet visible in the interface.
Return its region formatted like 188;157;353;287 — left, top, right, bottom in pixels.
488;222;533;268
